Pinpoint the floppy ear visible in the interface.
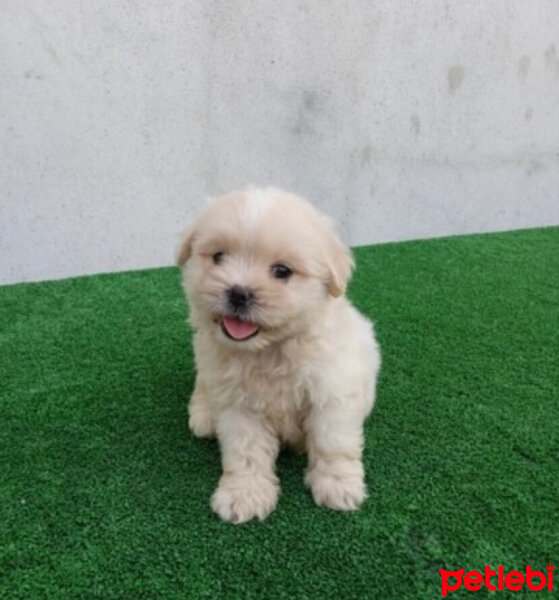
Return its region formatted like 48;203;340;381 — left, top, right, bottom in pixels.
325;231;354;297
175;227;195;266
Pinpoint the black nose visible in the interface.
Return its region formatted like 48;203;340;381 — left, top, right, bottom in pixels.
226;285;254;310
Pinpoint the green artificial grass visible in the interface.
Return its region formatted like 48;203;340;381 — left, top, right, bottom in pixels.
1;227;558;599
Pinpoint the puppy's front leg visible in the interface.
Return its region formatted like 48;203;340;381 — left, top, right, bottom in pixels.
211;407;280;524
188;378;215;438
304;403;367;511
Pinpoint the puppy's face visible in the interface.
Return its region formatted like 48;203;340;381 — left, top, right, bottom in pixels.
177;188;353;351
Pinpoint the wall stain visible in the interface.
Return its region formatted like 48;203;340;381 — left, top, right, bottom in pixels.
291;91;323;136
544;44;559;73
526;160;545;177
517;55;530;82
410;114;421;137
361;145;374;167
23;70;44;80
448;65;464;93
303;91;318;111
45;43;61;67
525;107;533;122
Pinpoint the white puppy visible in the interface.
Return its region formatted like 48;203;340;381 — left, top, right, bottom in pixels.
176;187;381;523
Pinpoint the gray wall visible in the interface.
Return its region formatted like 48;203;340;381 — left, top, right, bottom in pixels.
1;1;558;284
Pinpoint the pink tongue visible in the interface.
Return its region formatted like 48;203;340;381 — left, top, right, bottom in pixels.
222;316;259;340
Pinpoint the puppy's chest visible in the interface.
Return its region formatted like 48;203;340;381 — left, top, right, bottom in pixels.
236;365;309;446
218;354;309;413
240;366;306;410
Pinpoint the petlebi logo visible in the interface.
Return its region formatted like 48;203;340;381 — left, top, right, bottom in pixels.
440;564;554;597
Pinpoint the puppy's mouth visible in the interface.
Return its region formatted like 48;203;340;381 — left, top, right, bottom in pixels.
220;316;260;341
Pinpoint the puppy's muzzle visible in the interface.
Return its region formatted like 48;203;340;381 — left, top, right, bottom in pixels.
226;285;254;314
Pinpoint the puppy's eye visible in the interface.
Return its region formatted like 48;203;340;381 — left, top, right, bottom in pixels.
212;252;225;265
271;264;293;280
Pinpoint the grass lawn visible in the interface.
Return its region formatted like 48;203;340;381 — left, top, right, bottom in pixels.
1;227;558;599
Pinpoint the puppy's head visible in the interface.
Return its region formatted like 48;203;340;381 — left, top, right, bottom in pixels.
176;187;353;351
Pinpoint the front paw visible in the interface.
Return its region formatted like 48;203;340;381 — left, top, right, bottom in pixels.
305;467;366;511
211;474;279;524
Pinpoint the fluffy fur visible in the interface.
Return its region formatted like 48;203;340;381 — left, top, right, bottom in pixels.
176;187;381;523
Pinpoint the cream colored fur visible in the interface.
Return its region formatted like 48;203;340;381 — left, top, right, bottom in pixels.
177;187;381;523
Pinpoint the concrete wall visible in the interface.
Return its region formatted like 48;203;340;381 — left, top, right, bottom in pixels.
1;1;558;284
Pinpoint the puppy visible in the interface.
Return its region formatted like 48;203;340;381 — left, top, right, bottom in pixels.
176;187;381;523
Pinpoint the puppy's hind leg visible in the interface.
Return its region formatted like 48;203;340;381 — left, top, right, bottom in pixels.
211;407;280;524
188;378;215;438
